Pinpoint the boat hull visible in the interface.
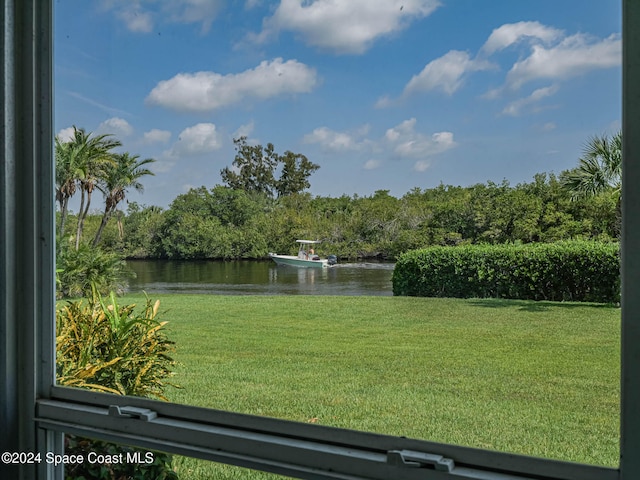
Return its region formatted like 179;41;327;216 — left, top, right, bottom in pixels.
269;254;328;268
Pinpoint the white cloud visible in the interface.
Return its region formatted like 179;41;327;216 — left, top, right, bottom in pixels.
356;124;372;137
481;21;563;55
142;129;172;145
385;118;414;142
116;6;154;33
385;118;456;158
403;50;492;96
477;24;621;112
303;127;359;152
101;0;223;34
363;159;381;170
374;95;394;109
56;127;75;143
387;21;620;104
299;119;453;172
505;33;621;89
233;121;255;140
537;122;557;132
146;58;318;112
163;123;223;164
165;0;222;34
97;117;134;138
413;160;431;172
480;87;502;100
252;0;441;54
501;84;559;116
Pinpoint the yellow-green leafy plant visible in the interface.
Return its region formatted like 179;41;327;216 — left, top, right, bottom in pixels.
56;287;176;398
57;287;178;479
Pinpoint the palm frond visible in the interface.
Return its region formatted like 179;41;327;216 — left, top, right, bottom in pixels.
561;131;622;200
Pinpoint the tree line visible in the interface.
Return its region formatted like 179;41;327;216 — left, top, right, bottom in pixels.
66;172;614;262
57;128;621;262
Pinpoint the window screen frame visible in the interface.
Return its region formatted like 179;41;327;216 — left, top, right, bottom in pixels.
1;1;639;479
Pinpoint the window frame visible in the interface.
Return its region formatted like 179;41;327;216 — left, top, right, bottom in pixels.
1;1;638;479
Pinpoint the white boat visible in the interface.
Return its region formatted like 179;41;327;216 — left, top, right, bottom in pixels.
269;240;336;268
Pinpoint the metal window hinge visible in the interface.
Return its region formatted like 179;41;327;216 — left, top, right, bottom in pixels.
387;449;455;472
108;405;158;421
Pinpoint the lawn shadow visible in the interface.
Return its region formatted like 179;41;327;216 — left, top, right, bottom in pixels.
465;297;618;312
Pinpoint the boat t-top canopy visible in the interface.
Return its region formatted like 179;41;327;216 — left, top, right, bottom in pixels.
295;240;321;244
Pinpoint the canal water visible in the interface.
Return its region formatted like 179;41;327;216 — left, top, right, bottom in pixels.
126;259;395;296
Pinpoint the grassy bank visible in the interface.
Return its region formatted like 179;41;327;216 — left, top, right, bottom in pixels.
116;294;620;478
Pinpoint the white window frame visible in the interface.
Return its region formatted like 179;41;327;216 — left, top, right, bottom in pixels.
1;1;638;479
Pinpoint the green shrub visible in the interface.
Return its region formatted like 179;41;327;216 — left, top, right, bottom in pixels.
57;289;178;479
392;241;620;303
57;242;133;299
64;437;178;480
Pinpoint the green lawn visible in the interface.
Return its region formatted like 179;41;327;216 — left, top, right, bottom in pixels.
118;294;621;479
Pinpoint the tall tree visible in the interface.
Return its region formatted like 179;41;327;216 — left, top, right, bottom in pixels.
65;127;121;249
220;137;279;196
560;131;622;234
220;137;319;197
276;151;320;197
92;152;155;247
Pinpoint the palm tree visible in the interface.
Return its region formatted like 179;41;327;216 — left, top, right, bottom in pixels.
67;127;121;249
560;131;622;235
92;153;155;247
55;136;80;238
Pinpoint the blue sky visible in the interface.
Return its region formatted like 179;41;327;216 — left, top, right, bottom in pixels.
55;0;622;209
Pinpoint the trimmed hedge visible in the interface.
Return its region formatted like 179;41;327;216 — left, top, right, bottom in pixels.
392;241;620;303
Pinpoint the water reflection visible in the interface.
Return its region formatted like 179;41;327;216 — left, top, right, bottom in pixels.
126;260;394;296
269;264;328;284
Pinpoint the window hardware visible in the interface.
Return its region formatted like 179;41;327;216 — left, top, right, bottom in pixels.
108;405;158;421
387;449;455;472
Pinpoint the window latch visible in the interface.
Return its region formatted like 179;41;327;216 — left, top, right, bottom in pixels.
108;405;158;421
387;449;455;472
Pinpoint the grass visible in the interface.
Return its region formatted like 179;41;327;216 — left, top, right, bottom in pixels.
115;294;620;479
